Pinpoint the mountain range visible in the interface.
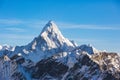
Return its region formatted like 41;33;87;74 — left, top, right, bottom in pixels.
0;21;120;80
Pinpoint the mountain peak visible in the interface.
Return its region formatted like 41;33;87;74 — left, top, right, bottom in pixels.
23;20;75;62
48;20;54;24
46;20;55;27
79;44;99;54
40;20;59;35
38;21;75;49
40;20;64;43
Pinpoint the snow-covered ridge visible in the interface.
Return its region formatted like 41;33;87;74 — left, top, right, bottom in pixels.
79;44;99;54
0;44;14;51
0;20;120;80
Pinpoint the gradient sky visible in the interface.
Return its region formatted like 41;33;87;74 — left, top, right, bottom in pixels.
0;0;120;52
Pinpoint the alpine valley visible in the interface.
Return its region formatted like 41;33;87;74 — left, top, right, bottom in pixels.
0;21;120;80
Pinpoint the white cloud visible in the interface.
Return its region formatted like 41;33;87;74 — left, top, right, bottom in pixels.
25;20;117;30
0;19;48;30
24;20;47;28
72;38;99;42
5;27;26;32
0;33;36;46
57;22;120;30
0;19;120;30
0;34;35;40
70;38;106;44
0;19;22;25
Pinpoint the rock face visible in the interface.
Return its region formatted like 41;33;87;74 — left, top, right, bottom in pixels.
0;21;120;80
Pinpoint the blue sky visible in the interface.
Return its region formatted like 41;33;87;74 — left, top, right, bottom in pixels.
0;0;120;52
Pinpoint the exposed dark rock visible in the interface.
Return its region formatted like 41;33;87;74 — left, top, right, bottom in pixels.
32;58;68;79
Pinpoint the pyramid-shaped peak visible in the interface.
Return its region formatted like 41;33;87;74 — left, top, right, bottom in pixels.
40;20;60;35
36;20;75;49
47;20;55;25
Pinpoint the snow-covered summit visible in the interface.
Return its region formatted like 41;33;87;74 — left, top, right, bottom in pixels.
41;20;59;34
26;20;75;52
39;20;74;49
79;44;99;54
0;44;14;51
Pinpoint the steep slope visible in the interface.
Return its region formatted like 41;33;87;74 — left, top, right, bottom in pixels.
40;20;74;49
